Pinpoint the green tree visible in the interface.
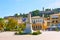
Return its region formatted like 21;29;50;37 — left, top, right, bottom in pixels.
18;23;26;31
14;13;19;17
32;10;40;16
22;13;27;17
5;18;18;31
19;13;22;16
0;18;5;30
45;9;51;11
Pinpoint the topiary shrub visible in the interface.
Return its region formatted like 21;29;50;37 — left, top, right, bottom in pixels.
32;32;38;35
37;30;41;34
15;31;24;35
32;30;41;35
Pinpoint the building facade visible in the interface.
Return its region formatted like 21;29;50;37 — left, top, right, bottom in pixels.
47;13;60;31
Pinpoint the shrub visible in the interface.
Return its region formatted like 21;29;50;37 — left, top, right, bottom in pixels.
32;30;41;35
37;30;41;34
4;27;10;31
15;31;25;35
55;27;59;31
32;32;38;35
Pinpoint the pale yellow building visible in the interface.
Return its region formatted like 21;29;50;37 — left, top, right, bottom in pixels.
50;13;60;25
31;16;47;30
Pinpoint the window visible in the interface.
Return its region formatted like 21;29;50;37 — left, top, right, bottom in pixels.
52;21;54;23
56;20;58;23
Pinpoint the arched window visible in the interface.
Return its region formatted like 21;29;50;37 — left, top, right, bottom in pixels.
52;21;54;23
56;20;58;23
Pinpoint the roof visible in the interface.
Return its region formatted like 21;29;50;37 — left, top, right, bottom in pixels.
32;16;43;19
50;13;60;18
4;16;22;19
50;13;60;16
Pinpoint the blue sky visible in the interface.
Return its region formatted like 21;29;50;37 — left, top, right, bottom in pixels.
0;0;60;17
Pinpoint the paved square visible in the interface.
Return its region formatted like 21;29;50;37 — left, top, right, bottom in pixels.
0;31;60;40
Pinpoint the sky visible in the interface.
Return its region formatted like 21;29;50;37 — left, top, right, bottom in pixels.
0;0;60;18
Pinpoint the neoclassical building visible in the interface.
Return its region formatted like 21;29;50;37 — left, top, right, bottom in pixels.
25;13;48;31
31;16;47;30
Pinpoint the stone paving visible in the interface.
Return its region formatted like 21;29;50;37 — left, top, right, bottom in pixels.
0;31;60;40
